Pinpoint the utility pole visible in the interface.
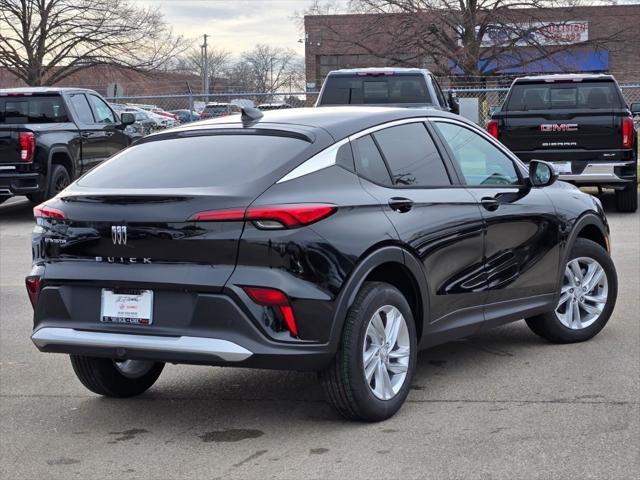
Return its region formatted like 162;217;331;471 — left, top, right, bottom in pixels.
202;34;209;101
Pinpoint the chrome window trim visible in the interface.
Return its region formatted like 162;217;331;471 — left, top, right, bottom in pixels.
277;114;526;184
277;138;349;183
348;117;431;141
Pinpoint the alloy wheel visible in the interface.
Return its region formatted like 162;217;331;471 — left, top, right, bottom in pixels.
362;305;411;400
113;359;156;379
555;256;608;330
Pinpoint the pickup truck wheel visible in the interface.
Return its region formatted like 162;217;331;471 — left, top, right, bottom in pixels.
614;184;638;213
27;164;71;203
70;355;164;397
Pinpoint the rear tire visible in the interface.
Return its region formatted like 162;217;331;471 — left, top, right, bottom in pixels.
70;355;164;397
319;282;417;422
27;164;71;203
614;183;637;213
525;238;617;343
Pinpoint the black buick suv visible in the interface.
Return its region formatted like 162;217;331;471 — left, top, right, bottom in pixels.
28;106;618;421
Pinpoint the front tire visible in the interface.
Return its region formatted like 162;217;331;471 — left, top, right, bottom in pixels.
525;238;617;343
615;183;638;213
70;355;164;397
319;282;417;422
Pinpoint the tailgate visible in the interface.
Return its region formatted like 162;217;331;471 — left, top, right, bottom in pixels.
501;110;617;151
33;193;248;291
0;127;21;164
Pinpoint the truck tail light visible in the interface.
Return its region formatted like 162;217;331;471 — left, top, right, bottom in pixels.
487;120;499;139
20;132;35;161
25;275;42;309
33;203;66;219
189;204;336;229
242;286;298;337
622;116;634;149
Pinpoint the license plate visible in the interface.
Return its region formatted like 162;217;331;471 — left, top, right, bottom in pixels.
101;289;153;325
553;162;572;174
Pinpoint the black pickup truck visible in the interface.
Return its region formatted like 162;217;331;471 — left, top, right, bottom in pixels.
489;74;639;212
0;87;135;204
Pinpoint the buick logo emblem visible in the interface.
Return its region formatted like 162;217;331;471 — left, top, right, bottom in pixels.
111;226;127;245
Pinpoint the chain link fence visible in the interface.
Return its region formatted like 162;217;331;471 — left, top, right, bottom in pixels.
106;84;640;136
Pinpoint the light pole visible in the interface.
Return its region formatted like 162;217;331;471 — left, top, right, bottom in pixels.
202;34;209;101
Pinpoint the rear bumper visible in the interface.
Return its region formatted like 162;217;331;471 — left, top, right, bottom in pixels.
31;283;336;371
32;328;253;362
558;161;636;186
0;170;45;196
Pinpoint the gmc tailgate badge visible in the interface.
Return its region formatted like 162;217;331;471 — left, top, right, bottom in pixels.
540;123;578;132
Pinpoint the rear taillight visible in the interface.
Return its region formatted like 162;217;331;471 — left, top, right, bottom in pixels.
487;120;499;139
622;116;634;149
33;203;66;219
189;204;336;229
243;286;298;337
19;132;35;161
25;275;41;308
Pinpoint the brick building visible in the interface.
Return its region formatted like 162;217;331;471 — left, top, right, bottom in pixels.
304;5;640;89
0;65;201;96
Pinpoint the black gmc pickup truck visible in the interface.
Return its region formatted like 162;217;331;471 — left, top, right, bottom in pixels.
489;74;639;212
0;87;135;204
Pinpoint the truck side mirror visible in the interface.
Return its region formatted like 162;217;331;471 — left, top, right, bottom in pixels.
120;112;135;126
447;90;460;115
631;103;640;115
529;159;558;188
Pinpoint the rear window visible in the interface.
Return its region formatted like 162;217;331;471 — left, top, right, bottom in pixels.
78;134;310;189
505;81;623;110
319;74;432;105
0;95;69;123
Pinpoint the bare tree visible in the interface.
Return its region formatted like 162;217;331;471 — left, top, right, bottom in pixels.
307;0;623;82
177;46;232;93
0;0;188;86
240;44;302;93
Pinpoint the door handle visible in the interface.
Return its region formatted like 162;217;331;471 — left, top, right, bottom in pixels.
480;197;500;212
388;197;414;213
105;131;115;137
81;132;92;138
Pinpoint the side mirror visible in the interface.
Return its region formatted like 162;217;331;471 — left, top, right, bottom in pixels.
447;90;460;115
631;103;640;115
529;159;558;188
120;112;135;126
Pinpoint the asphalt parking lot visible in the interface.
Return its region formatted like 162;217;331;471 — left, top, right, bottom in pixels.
0;193;638;480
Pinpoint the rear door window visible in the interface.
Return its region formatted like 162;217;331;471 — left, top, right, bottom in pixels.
505;81;623;110
353;135;392;186
0;95;69;123
319;74;432;105
373;123;451;186
68;94;95;124
78;134;311;189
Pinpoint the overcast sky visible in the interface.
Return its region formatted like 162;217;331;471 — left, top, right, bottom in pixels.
132;0;322;55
